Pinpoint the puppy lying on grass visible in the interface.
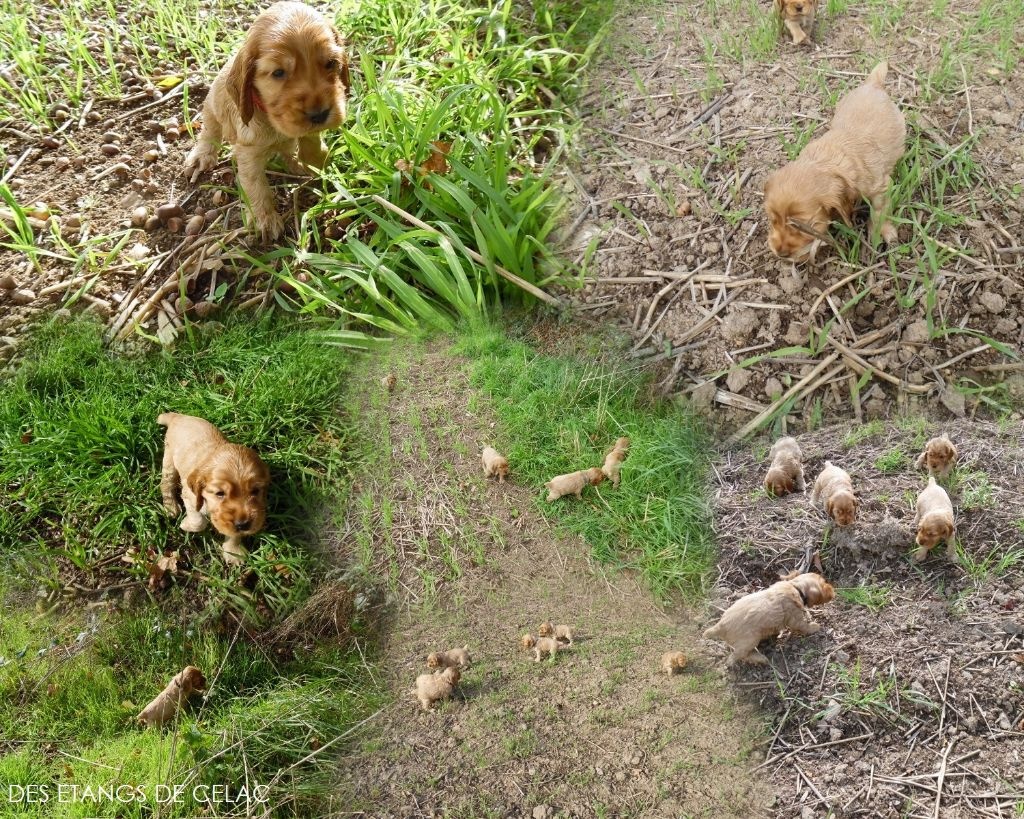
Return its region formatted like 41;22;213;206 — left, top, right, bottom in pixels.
764;62;905;261
521;633;561;662
427;645;472;670
763;436;805;497
158;412;270;566
775;0;816;45
661;651;687;675
538;622;574;646
414;667;460;710
138;666;207;728
481;446;509;482
811;461;858;526
601;437;631;488
545;467;604;501
914;477;956;563
703;572;834;665
916;435;957;480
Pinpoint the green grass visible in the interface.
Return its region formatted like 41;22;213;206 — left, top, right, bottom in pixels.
836;582;890;613
874;449;908;474
957;544;1024;583
843;420;884;448
457;326;715;599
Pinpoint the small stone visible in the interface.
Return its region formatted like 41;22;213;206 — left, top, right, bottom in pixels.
165;216;184;233
11;289;35;305
997;712;1012;731
726;368;751;394
689;379;718;412
653;105;670;120
126;243;150;261
990;110;1016;127
964;716;979;733
130;206;149;227
614;771;625;782
829;727;843;741
820;700;842;722
156;203;183;223
764;377;783;399
101;131;120;144
185;214;205;236
100;144;120;157
40;136;60;150
903;319;930;344
144;215;160;231
675;200;691;217
164;126;180;141
938;385;966;418
211;189;227;206
72;156;87;169
978;291;1005;314
143;149;159;163
192;301;220;319
532;806;551;819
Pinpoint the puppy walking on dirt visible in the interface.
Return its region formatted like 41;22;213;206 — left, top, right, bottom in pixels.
158;412;270;566
763;436;805;497
913;477;956;563
427;646;472;670
916;435;958;480
481;446;509;483
184;1;351;239
811;461;858;526
521;633;561;662
703;572;834;665
764;62;906;261
414;667;460;711
775;0;817;45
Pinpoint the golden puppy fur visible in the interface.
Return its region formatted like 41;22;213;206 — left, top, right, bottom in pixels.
914;477;956;562
521;633;560;662
158;412;270;566
763;436;806;497
916;434;957;480
184;1;350;240
703;573;834;665
545;467;604;502
811;461;858;526
764;62;905;261
538;622;574;646
426;645;471;670
481;446;510;482
137;666;207;727
774;0;816;45
601;437;631;488
381;373;397;392
414;667;460;711
661;651;688;675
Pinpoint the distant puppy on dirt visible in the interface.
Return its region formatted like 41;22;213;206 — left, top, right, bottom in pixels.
774;0;817;45
426;645;472;670
414;667;460;711
545;467;604;502
521;633;561;662
381;373;397;392
183;1;351;240
703;572;834;665
538;622;574;646
764;62;906;261
916;435;957;480
811;461;858;526
481;446;510;483
914;477;956;563
158;412;270;566
601;437;631;488
661;651;688;675
763;436;806;497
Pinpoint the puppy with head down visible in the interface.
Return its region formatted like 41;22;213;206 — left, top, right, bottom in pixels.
426;645;471;670
184;1;351;240
764;62;905;262
545;467;604;502
601;437;631;488
481;447;509;483
811;461;858;526
158;412;270;566
703;572;834;665
914;477;956;563
661;651;687;675
521;633;560;662
538;622;574;646
763;436;806;497
414;667;460;711
916;435;957;480
774;0;816;45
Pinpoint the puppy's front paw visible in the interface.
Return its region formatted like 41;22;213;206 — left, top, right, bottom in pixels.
251;207;285;242
181;513;208;533
222;539;248;567
911;546;927;563
162;497;182;517
804;622;822;634
184;144;218;184
879;221;898;245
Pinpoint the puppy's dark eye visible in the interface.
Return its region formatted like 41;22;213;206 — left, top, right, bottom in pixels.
272;68;286;79
215;490;226;498
325;59;338;71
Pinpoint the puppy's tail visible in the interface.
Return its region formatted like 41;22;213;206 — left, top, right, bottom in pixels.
867;61;889;87
157;412;179;427
703;622;724;640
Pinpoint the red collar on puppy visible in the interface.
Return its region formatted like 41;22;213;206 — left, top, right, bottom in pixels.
250;89;267;113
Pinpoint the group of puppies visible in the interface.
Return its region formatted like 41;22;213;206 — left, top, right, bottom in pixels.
703;433;960;665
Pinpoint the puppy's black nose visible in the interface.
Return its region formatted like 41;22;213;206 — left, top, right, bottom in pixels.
795;4;803;9
307;107;332;125
234;519;252;532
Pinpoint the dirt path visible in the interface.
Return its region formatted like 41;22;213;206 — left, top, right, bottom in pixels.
330;342;773;817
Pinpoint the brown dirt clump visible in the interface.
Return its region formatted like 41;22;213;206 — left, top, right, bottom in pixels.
709;418;1024;817
327;341;774;817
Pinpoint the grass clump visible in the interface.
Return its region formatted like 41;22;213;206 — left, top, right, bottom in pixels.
836;582;890;613
457;327;714;599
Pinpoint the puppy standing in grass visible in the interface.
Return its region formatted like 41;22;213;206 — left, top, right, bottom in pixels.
914;477;956;563
414;667;460;711
775;0;817;45
811;461;858;526
158;412;270;566
703;572;834;665
601;437;631;488
764;62;906;261
184;1;350;240
481;446;509;482
427;646;472;670
545;467;604;501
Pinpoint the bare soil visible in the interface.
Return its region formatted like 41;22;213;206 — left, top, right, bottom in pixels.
710;418;1024;817
566;0;1023;432
327;342;774;817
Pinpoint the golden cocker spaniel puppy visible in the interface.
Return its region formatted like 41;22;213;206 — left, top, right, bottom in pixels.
414;667;460;711
913;477;956;562
916;434;958;480
764;62;905;261
184;1;350;240
481;446;510;482
158;412;270;566
601;437;631;488
775;0;817;45
763;436;806;497
811;460;858;526
703;572;834;665
545;467;604;502
137;666;207;728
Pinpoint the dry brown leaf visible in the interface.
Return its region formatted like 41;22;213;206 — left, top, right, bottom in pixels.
148;551;179;590
419;141;452;177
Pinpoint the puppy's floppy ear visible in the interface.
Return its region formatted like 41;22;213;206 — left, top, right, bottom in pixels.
943;521;955;540
188;470;207;510
227;33;259;125
820;171;857;225
332;27;352;92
